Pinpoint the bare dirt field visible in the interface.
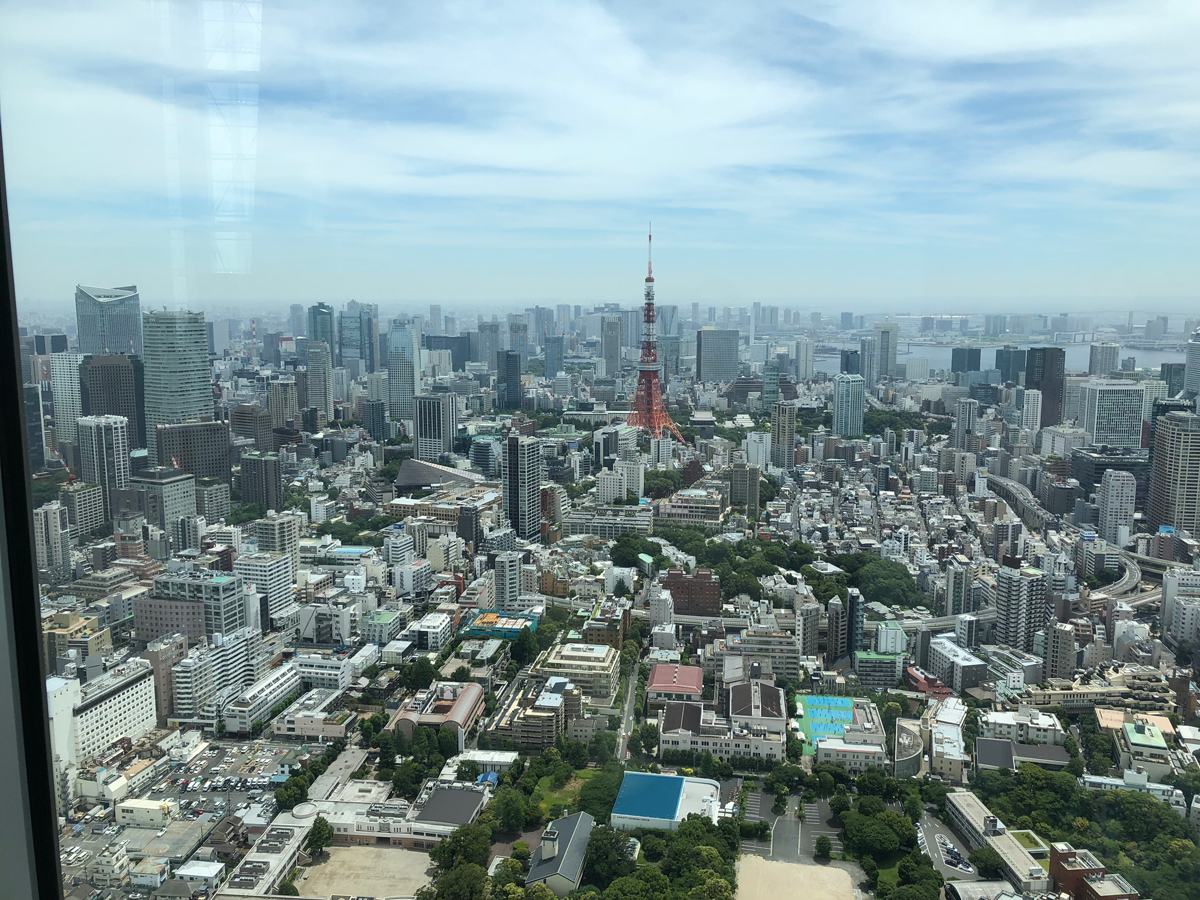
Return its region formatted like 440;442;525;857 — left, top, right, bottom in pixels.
737;855;856;900
296;844;434;899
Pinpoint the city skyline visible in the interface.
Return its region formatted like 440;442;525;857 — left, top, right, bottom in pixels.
1;3;1198;311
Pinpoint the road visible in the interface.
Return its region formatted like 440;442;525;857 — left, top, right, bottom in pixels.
616;663;640;761
917;813;980;882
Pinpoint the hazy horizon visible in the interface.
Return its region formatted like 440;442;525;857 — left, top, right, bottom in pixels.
3;2;1198;312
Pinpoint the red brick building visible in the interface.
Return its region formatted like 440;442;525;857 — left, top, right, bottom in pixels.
662;568;722;617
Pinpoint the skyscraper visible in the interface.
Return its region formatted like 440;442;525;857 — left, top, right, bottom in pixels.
944;560;974;617
267;379;300;428
387;319;418;420
49;351;84;444
770;401;796;470
1161;362;1186;397
156;421;232;482
288;303;306;338
996;345;1026;384
75;284;142;356
414;393;457;462
24;384;44;473
307;303;336;361
839;349;860;375
1021;389;1042;433
305;341;334;425
240;451;284;513
859;336;877;386
1045;622;1077;680
1148;411;1200;535
695;329;739;383
1097;469;1136;547
600;316;621;377
1186;328;1200;398
1026;347;1066;427
995;562;1048;654
953;398;978;450
503;433;542;539
494;550;523;613
80;354;146;448
497;350;523;410
794;337;814;382
873;321;899;380
1081;380;1144;449
478;322;501;369
77;414;131;520
1089;342;1120;376
142;310;211;460
362;398;387;442
33;502;71;574
761;360;780;408
544;334;564;378
429;304;443;335
832;374;865;437
951;347;981;374
338;303;378;376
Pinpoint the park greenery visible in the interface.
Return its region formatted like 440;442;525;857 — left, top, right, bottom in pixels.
801;553;925;608
273;740;346;810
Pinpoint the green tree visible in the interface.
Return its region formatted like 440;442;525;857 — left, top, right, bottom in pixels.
829;792;851;817
511;628;540;667
431;862;490;900
815;834;832;859
493;786;528;832
583;825;635;886
456;760;481;782
578;764;623;821
276;881;300;896
969;846;1005;880
451;664;474;683
305;815;335;855
429;823;491;872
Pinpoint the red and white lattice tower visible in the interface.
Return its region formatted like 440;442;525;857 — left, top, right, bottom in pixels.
625;228;686;442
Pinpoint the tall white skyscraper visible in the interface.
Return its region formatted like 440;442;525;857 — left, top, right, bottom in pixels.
1097;469;1137;547
33;501;71;572
414;393;457;462
494;550;523;613
306;341;334;424
1142;379;1168;422
1021;389;1042;434
953;398;978;450
995;562;1048;654
832;374;865;437
1081;379;1144;448
1186;328;1200;397
77;414;131;520
859;336;877;386
49;351;84;443
143;310;211;459
503;433;543;539
794;337;814;382
1088;342;1120;376
75;284;142;356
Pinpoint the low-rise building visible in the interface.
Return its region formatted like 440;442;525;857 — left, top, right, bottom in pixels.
1049;842;1141;900
1115;720;1175;781
116;798;178;828
533;643;620;701
223;663;302;735
853;650;906;690
658;701;786;763
921;696;968;784
489;678;583;750
944;790;1051;894
928;637;988;695
813;698;889;774
1079;768;1187;815
978;705;1067;745
645;664;704;712
271;688;355;740
391;681;486;754
525;812;595;898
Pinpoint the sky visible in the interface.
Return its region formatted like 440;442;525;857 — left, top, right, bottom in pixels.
1;1;1198;317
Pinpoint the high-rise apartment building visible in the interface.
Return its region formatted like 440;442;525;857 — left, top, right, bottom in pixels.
143;632;188;726
49;351;84;444
414;393;457;462
253;512;303;578
827;595;847;662
696;329;739;384
503;434;543;539
494;551;523;613
794;337;814;382
233;552;294;620
995;562;1048;654
944;560;975;617
1021;389;1042;434
230;403;274;451
1148;412;1200;535
860;336;877;386
1026;347;1066;427
1097;469;1136;547
1045;622;1077;680
306;340;334;424
1089;342;1120;376
268;379;300;428
77;414;131;520
142;310;211;460
600;316;621;377
832;373;865;437
873;321;899;380
240;451;284;513
953;398;978;451
75;284;143;356
171;627;267;723
33;501;71;573
80;353;146;448
1081;380;1144;449
770;402;796;470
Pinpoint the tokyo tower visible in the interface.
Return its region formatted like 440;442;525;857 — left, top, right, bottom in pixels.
624;228;686;442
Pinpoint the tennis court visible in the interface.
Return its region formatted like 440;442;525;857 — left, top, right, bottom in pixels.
794;694;856;756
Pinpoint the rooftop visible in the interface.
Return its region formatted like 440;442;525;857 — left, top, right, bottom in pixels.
612;771;684;821
413;786;487;826
1122;721;1168;751
647;664;704;694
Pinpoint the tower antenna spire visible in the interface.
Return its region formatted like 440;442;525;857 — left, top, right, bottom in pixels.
648;222;652;279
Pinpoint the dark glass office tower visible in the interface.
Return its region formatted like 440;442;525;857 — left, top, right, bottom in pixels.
1026;347;1066;427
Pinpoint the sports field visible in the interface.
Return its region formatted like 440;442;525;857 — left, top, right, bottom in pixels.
794;694;855;756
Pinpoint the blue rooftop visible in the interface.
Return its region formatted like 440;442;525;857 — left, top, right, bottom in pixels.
611;771;683;821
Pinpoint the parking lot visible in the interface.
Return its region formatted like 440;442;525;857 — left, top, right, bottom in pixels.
918;814;979;881
800;798;844;859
